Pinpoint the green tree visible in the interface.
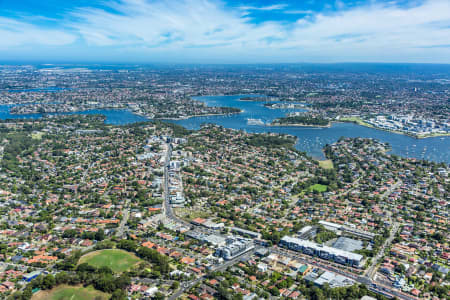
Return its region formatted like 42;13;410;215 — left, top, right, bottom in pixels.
55;272;70;285
153;292;165;300
41;274;56;290
95;229;105;241
110;289;127;300
171;281;180;290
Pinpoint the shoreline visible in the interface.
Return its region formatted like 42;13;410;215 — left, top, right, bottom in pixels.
238;96;272;102
335;120;450;139
9;107;243;121
268;119;449;139
9;106;126;116
150;110;243;121
5;99;449;140
269;122;331;128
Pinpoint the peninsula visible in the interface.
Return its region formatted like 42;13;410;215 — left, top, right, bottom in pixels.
271;114;330;127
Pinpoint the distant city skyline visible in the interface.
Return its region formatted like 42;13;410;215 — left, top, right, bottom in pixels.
1;0;450;63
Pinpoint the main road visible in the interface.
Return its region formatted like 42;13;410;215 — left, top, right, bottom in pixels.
273;247;417;300
160;143;415;299
162;143;171;219
169;248;257;300
364;179;403;278
365;221;400;279
116;198;131;238
162;142;192;228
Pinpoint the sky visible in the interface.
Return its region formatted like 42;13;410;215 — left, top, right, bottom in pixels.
0;0;449;64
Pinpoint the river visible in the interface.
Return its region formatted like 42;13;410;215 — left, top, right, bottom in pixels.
0;95;448;164
170;95;450;164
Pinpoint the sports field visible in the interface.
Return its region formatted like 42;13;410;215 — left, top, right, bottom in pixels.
78;249;141;273
32;285;109;300
309;183;328;192
318;159;334;169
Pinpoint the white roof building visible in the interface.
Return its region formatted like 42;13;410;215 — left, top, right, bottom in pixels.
280;236;363;267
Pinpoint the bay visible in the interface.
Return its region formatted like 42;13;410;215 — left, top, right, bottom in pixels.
0;94;448;164
0;105;148;125
170;95;450;164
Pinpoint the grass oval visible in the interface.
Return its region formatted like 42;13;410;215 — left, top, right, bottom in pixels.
32;285;109;300
78;249;141;273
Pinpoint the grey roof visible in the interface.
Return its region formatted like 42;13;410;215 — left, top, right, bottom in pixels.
281;236;363;262
332;237;364;252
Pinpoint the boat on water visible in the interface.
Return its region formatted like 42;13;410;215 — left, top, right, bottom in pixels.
247;118;265;126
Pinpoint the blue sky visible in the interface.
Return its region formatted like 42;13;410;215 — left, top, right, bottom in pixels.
0;0;449;63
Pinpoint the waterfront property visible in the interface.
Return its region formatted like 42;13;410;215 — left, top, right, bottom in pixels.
174;95;450;164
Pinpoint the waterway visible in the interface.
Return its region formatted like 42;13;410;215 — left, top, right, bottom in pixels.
0;95;448;164
0;105;148;125
170;95;450;164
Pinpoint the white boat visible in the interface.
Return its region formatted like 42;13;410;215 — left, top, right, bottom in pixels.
247;118;265;126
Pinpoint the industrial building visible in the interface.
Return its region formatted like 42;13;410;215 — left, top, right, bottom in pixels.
215;237;254;260
279;236;363;267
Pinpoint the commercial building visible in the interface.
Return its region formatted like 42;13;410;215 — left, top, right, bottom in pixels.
297;225;316;240
231;227;262;239
203;234;227;247
332;237;364;252
185;230;205;241
318;220;376;240
313;271;355;288
298;264;312;275
190;218;224;230
185;231;226;247
203;220;225;230
279;236;363;267
215;237;254;260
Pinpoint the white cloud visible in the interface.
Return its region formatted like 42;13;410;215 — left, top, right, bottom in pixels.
70;0;287;49
285;0;450;56
67;0;450;62
283;10;314;15
1;0;450;62
0;17;76;48
239;4;288;11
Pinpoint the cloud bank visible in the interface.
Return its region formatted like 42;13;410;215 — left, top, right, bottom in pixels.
0;0;449;62
0;17;76;48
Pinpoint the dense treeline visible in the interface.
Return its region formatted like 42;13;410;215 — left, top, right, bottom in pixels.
11;261;129;300
241;134;297;149
117;239;170;274
62;228;105;241
1;132;39;172
273;115;329;126
151;120;192;137
12;239;170;300
312;100;365;109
